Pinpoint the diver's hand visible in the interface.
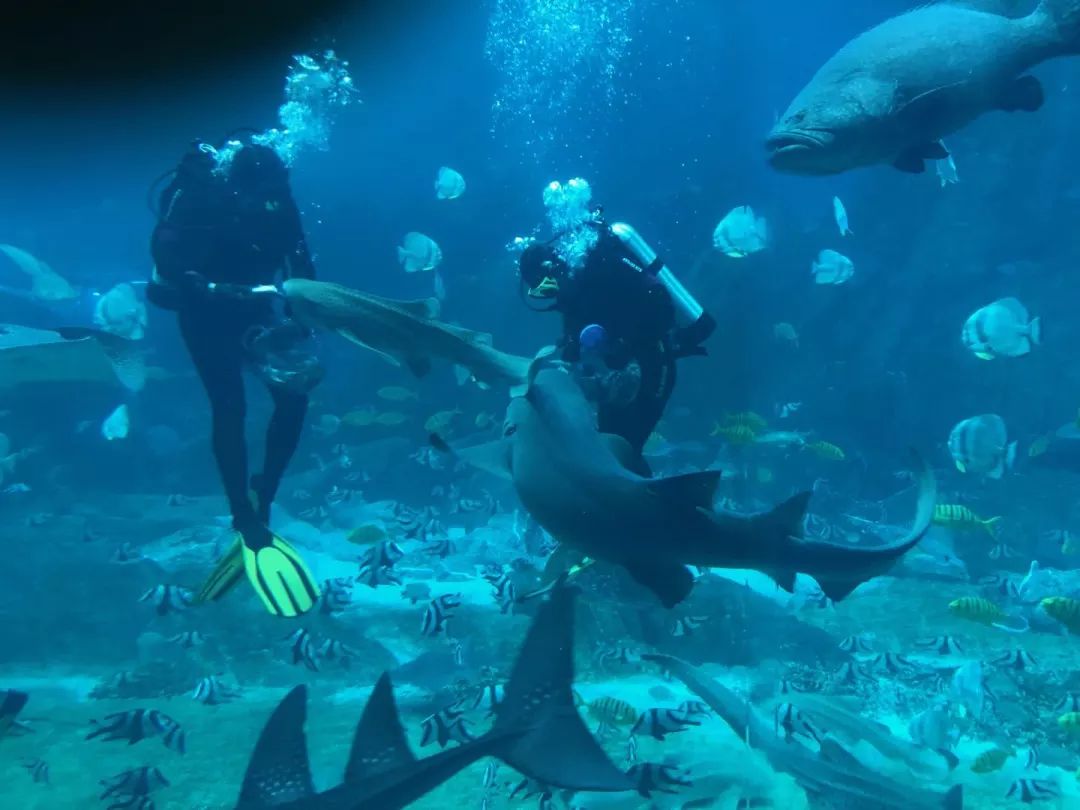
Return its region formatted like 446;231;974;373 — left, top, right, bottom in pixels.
181;270;211;295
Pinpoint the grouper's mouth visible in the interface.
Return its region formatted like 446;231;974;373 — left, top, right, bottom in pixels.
765;130;827;157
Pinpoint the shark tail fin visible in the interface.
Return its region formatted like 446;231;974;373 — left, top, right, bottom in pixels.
942;784;963;810
491;585;632;793
236;686;316;808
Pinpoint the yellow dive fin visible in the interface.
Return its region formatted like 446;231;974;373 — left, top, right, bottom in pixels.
240;533;321;618
195;536;245;604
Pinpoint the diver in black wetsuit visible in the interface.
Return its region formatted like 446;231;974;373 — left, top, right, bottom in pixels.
519;219;715;453
147;140;322;617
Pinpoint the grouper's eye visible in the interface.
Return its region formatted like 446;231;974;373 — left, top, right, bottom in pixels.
503;423;518;437
787;111;806;124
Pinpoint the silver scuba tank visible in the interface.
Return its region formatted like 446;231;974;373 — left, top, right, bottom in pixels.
610;221;705;329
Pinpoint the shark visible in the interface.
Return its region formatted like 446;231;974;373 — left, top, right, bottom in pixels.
281;278;531;391
645;653;964;810
233;584;632;809
433;362;936;608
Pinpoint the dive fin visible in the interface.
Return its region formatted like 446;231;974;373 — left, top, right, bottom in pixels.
194;536;246;604
344;672;417;783
602;433;653;477
624;559;696;608
646;470;724;510
241;534;321;618
430;434;512;481
493;585;633;792
998;75;1043;112
236;685;316;808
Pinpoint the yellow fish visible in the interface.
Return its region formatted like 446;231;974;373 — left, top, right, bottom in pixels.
586;696;638;728
720;411;768;433
971;748;1013;774
424;408;462;433
343;409;377;427
376;386;418;402
1058;712;1080;734
948;596;1006;626
347;524;388;545
1028;434;1051;458
932;504;1001;536
806;441;845;461
375;412;408;427
711;424;757;445
1041;596;1080;634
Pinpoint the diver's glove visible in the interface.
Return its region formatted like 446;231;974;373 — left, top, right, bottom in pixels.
672;312;717;358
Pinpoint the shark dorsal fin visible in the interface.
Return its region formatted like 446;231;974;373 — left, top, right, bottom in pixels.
237;685;316;807
383;296;440;320
344;672;417;784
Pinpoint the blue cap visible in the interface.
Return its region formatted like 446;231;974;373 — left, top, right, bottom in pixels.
579;323;607;352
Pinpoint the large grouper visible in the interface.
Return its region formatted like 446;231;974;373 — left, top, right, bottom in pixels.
767;0;1080;175
434;362;936;608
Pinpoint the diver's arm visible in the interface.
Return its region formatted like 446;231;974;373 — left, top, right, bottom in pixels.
280;195;316;281
150;186;214;286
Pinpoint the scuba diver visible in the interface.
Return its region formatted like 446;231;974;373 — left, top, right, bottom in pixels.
518;215;715;453
147;139;322;617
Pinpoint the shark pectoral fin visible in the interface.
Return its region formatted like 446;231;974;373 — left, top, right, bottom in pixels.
601;433;653;477
893;151;928;173
998;75;1043;112
770;570;797;593
624;559;695;608
646;470;724;510
430;434;512;480
337;332;403;367
406;355;433;378
237;685;317;806
818;736;861;768
816;576;866;603
344;672;416;783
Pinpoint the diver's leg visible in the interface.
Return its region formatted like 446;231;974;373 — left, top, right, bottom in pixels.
253;386;309;524
178;314;256;527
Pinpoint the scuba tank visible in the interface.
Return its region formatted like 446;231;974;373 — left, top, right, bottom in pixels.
609;221;715;345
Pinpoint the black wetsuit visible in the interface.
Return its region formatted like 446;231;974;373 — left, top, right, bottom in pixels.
555;227;682;453
149;147;316;530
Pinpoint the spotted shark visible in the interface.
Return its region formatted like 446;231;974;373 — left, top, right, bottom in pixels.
434;362;935;608
646;653;964;810
233;584;631;809
282;278;530;390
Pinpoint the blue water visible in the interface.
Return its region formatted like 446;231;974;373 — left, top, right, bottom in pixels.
2;1;1080;807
